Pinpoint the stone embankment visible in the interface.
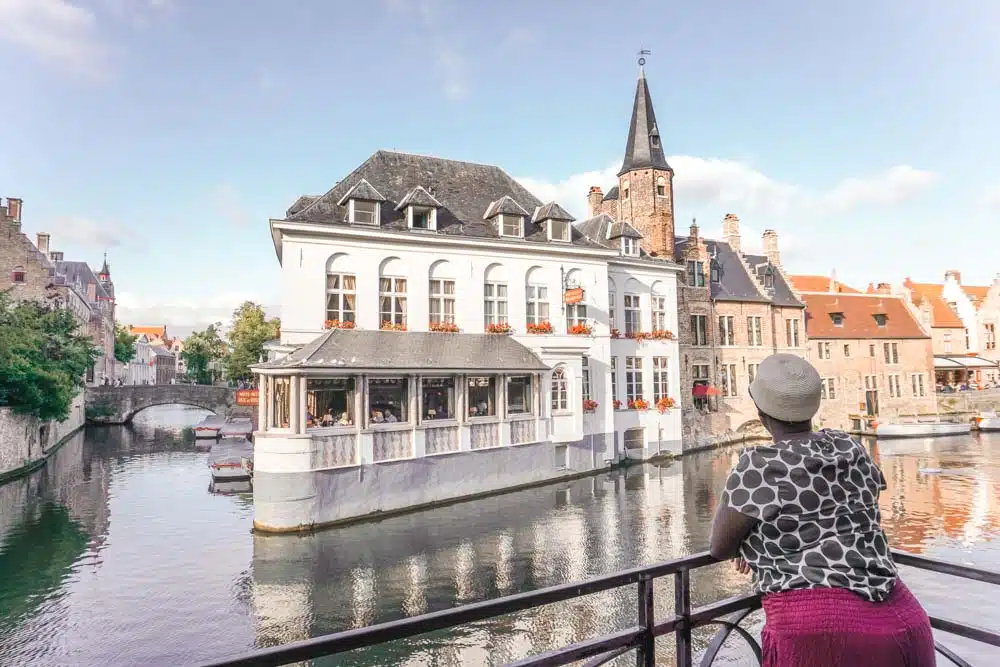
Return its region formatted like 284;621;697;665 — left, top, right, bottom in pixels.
0;394;85;484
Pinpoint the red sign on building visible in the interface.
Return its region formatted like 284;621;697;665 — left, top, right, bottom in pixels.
235;389;259;406
564;288;585;305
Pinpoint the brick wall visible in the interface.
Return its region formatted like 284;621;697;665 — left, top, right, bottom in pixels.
618;168;675;257
1;219;53;303
931;326;967;356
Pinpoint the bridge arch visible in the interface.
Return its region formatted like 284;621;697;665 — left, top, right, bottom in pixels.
85;385;235;424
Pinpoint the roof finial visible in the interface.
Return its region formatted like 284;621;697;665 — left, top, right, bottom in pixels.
637;47;650;70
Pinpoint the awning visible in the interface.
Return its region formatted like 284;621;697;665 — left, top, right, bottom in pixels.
934;355;999;370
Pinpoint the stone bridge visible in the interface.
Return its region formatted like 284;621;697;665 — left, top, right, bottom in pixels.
85;385;235;424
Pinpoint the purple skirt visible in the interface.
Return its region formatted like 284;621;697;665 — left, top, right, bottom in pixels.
761;580;935;667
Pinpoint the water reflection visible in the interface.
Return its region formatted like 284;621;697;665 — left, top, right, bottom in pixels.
2;414;1000;666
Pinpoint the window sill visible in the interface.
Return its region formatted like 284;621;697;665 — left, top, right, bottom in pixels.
307;425;357;435
551;410;574;417
467;416;500;424
507;413;534;421
417;419;459;429
364;422;412;433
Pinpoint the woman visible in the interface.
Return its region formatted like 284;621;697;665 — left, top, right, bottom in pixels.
710;354;934;666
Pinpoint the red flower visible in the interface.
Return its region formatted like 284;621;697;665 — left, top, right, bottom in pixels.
583;399;599;412
380;321;407;332
429;321;459;333
628;398;649;411
568;323;593;336
486;322;514;334
527;321;553;334
656;396;675;413
324;319;356;330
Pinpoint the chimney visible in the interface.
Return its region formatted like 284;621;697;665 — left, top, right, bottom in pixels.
762;229;780;267
36;232;50;257
5;197;22;224
587;186;604;218
944;269;961;285
722;213;741;253
829;269;838;293
876;282;892;294
689;218;700;241
866;282;876;294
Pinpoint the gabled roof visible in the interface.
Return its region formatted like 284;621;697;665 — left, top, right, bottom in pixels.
904;281;964;328
55;261;108;301
335;178;386;205
130;325;167;339
801;293;928;339
602;186;619;201
286;151;602;248
485;195;529;219
394;186;442;210
743;254;803;307
255;329;550;372
287;195;318;217
788;274;861;294
618;67;672;176
963;285;990;307
608;221;641;240
531;201;574;223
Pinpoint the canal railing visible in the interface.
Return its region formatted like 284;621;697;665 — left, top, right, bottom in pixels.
198;549;1000;667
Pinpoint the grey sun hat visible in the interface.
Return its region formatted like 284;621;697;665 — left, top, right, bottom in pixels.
748;353;822;423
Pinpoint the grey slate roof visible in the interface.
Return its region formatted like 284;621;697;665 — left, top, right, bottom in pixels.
673;237;804;307
602;186;619;201
618;68;672;177
256;329;550;372
743;254;803;307
485;195;529;219
531;201;575;223
395;186;442;210
287;195;318;217
608;221;642;240
336;178;386;204
152;347;174;358
286;150;603;248
55;261;109;301
575;214;616;249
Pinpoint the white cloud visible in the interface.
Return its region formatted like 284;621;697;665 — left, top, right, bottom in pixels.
0;0;110;79
116;290;279;335
980;184;1000;209
517;157;938;222
42;215;142;250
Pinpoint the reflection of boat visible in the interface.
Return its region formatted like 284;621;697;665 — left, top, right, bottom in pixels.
975;411;1000;431
876;419;971;439
194;415;226;439
209;479;253;495
220;418;253;440
209;438;253;482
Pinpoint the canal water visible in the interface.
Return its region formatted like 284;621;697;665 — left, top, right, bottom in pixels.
1;405;999;666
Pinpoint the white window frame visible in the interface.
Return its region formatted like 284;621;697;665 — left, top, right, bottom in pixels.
349;199;379;225
653;357;669;401
785;318;800;347
888;374;902;398
609;290;617;331
719;315;735;346
429;278;455;325
566;302;588;329
547;219;570;242
686;261;706;287
499;214;523;238
883;342;899;364
325;272;357;324
551;367;569;412
484;281;508;326
379;277;408;327
656;176;666;197
911;373;927;397
408;206;437;231
624;294;641;334
622;237;639;256
525;283;549;326
943;332;952;354
611;357;618;404
747;316;763;346
582;357;591;402
748;363;759;384
691;314;708;346
820;377;836;399
625;357;643;404
720;364;738;397
652;296;667;331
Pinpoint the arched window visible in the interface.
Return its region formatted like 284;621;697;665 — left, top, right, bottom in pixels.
11;266;25;284
325;255;355;326
565;269;587;331
525;266;549;327
429;261;455;326
656;176;666;197
621;179;630;201
379;257;407;329
651;281;668;332
484;264;508;328
608;278;618;332
551;367;568;411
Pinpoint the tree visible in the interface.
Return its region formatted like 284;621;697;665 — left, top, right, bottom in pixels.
0;292;100;421
225;301;279;382
181;323;227;385
114;324;138;364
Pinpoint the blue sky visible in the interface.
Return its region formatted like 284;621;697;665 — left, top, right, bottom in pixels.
3;0;1000;334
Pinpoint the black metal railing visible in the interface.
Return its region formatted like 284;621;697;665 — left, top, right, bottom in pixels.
197;549;1000;667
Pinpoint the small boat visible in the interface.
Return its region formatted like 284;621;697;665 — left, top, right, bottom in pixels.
875;419;971;439
219;418;253;440
976;411;1000;432
194;415;226;440
208;437;253;482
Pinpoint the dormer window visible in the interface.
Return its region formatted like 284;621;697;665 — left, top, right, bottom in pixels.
763;267;775;289
874;314;888;327
532;201;575;243
396;186;442;232
499;214;523;237
485;195;529;239
710;263;720;283
622;237;639;256
830;312;844;327
337;178;386;226
549;219;570;242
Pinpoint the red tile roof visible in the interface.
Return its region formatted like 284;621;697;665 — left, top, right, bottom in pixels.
963;285;989;307
902;281;964;328
801;293;928;340
788;274;860;294
129;325;167;339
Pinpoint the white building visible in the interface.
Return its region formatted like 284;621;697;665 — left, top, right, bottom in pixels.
127;334;155;385
252;149;683;532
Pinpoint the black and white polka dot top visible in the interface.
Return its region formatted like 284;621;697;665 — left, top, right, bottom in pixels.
720;429;898;603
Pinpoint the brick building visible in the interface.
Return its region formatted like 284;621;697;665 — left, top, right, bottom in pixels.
582;65;807;441
152;347;177;385
793;286;936;429
1;197;117;385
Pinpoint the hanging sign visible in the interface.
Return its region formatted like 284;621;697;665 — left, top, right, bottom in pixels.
235;389;259;406
564;288;585;305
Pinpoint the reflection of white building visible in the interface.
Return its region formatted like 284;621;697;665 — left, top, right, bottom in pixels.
127;335;155;385
251;142;683;531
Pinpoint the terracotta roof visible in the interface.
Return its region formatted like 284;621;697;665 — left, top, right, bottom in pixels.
800;293;928;340
788;274;860;294
963;285;989;307
130;325;167;339
903;281;964;328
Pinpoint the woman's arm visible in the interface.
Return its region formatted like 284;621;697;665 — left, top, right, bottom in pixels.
709;504;757;560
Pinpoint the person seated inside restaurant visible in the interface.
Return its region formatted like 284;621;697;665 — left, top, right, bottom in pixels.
337;412;351;426
469;405;479;417
384;408;398;423
305;410;314;427
371;410;384;424
321;409;335;427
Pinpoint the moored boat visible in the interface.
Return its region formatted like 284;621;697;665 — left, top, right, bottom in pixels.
875;420;971;439
976;411;1000;432
219;418;253;440
194;415;226;439
208;438;253;482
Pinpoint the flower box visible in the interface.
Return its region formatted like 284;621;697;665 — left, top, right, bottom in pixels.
486;323;513;334
628;398;649;411
625;331;648;342
656;396;676;413
568;323;593;336
610;328;622;339
527;321;553;334
324;319;356;330
380;321;407;332
613;400;622;410
429;322;459;333
583;399;599;412
650;329;675;340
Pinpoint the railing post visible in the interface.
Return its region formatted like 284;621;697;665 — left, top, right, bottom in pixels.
636;575;655;667
675;569;692;667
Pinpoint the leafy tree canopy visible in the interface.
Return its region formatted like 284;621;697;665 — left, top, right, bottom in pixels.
225;302;279;382
114;324;138;364
180;323;227;385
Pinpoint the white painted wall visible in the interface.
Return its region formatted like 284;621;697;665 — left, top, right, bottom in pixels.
942;275;979;352
126;339;155;385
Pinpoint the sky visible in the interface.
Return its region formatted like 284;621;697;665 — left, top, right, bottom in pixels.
3;0;1000;336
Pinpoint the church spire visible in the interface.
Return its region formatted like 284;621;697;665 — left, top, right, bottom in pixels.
618;54;671;177
98;252;110;280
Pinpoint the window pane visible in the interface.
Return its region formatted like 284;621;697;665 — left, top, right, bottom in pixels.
507;376;532;414
307;378;355;427
368;378;408;423
468;376;496;417
271;378;291;428
421;377;455;420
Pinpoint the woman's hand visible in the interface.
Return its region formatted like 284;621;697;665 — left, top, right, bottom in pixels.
733;557;751;575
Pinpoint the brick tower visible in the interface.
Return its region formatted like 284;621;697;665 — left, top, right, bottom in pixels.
616;63;675;259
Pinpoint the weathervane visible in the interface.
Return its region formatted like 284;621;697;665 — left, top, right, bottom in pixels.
637;48;651;67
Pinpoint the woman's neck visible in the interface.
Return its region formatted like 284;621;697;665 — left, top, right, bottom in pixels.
769;425;816;442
